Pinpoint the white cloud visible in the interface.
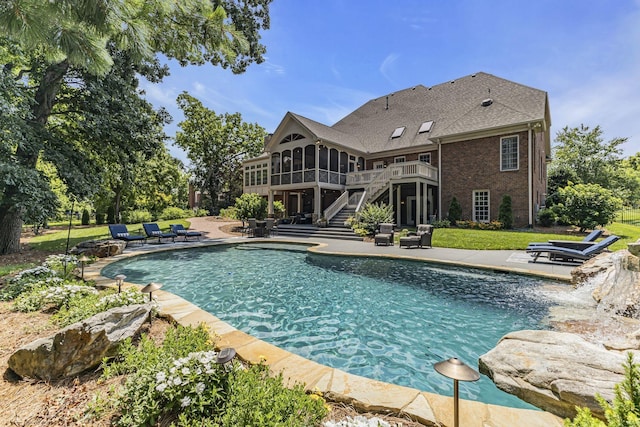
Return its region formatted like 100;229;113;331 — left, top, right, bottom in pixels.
140;80;177;108
379;53;400;85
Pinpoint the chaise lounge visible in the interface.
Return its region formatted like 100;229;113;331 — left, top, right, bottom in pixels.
526;235;620;263
526;229;603;250
399;224;434;248
170;224;202;241
143;223;177;244
108;224;146;246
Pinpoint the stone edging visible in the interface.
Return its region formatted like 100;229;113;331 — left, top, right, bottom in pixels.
83;238;564;427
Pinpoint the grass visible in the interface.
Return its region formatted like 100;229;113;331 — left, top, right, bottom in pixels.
0;263;38;277
28;220;190;253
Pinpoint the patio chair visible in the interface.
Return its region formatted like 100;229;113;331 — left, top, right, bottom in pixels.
108;224;146;247
527;229;603;248
374;223;394;246
526;235;620;263
265;218;277;237
246;218;257;237
399;224;434;248
143;223;177;243
170;224;202;241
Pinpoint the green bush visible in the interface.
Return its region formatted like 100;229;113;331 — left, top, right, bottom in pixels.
13;282;98;313
193;208;209;217
51;288;148;326
565;353;640;427
107;205;116;224
219;206;238;220
234;193;267;221
447;197;462;225
498;195;513;229
353;202;394;235
159;206;190;221
95;212;106;225
537;208;555;227
431;219;451;228
557;182;623;232
81;209;90;225
273;200;286;219
121;209;153;224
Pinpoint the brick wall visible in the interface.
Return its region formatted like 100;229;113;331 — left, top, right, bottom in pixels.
440;131;532;227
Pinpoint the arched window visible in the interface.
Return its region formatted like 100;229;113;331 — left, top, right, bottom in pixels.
293;147;303;171
279;133;305;144
330;148;339;172
304;145;315;169
282;149;292;173
271;153;281;174
318;145;328;170
339;151;348;174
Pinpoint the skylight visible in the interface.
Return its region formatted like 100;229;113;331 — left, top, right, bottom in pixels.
418;121;434;133
391;127;405;139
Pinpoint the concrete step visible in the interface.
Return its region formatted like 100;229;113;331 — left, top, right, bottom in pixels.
276;225;363;241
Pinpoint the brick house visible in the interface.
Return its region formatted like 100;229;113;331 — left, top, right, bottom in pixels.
242;72;551;228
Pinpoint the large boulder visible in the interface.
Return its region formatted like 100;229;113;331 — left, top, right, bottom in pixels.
70;239;127;258
478;330;632;419
8;303;151;380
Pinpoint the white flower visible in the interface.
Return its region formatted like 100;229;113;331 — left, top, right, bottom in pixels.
156;383;167;392
173;377;182;386
156;372;166;382
180;396;191;407
195;382;205;394
181;367;190;376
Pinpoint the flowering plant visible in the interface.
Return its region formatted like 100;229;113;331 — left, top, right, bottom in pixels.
96;289;148;312
323;416;391;427
13;283;98;312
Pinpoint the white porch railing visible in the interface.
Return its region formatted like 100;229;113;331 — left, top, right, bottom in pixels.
346;161;438;186
323;190;350;222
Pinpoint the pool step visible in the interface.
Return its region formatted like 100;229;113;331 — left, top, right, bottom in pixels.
275;225;363;241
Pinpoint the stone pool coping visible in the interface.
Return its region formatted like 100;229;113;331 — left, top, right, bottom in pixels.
83;238;564;427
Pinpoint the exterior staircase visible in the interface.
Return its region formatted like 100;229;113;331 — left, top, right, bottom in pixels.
329;207;355;227
276;207;361;241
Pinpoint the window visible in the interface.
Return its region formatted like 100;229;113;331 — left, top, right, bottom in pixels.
391;127;405;139
419;153;431;164
501;136;519;171
373;161;385;169
473;190;490;223
418;121;433;133
279;133;305;144
394;156;406;163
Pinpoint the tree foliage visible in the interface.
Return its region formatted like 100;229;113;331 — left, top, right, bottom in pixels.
498;195;513;229
175;93;266;213
234;193;267;221
447;197;462;225
554;182;622;232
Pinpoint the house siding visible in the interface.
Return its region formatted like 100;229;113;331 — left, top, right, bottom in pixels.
440;131;531;227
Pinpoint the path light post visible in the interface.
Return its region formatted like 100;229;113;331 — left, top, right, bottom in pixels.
141;282;162;324
78;255;90;280
215;348;237;371
115;274;126;293
433;357;480;427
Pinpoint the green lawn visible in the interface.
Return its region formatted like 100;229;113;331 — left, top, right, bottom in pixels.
28;220;190;252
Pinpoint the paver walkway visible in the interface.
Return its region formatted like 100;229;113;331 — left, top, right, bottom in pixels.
85;217;575;426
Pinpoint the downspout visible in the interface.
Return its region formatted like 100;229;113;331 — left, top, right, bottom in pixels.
528;126;533;227
437;139;442;221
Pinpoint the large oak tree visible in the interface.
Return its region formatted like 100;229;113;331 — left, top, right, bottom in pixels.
0;0;272;254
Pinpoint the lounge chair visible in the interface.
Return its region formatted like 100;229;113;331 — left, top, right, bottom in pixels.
374;223;394;246
399;224;433;248
143;223;177;243
526;235;620;263
527;229;603;249
170;224;202;241
108;224;146;246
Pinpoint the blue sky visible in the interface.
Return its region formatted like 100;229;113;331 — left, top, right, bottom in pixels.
142;0;640;163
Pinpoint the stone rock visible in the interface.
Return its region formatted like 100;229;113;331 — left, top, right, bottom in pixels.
590;251;640;318
479;329;631;419
70;239;126;258
8;303;151;380
571;251;616;284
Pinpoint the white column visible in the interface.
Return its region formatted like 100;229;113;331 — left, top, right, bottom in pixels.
297;192;302;213
268;190;274;215
396;185;402;225
315;186;322;219
416;181;421;226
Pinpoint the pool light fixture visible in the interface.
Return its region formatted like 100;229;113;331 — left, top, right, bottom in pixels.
141;282;162;324
215;347;237;371
78;255;90;280
115;274;126;293
433;357;480;427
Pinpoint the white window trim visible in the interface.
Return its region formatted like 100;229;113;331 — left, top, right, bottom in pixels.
373;161;385;169
472;190;490;223
394;156;406;163
419;153;431;164
500;135;519;171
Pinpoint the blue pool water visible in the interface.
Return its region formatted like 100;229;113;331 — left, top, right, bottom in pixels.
102;242;562;409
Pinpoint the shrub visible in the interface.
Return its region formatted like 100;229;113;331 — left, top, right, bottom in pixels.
121;209;153;224
557;182;623;232
431;219;451;228
498;195;513;229
95;212;106;225
52;288;149;326
81;209;90;225
537;208;555;227
353;202;394;235
107;205;116;224
447;197;462;225
159;207;190;221
193;208;209;217
13;282;98;313
234;193;267;221
219;206;238;220
273;200;286;219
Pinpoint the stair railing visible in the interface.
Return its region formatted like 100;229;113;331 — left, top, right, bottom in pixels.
323;190;350;222
356;167;393;212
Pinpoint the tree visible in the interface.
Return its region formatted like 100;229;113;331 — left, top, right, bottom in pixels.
234;193;267;222
0;0;272;254
556;182;622;232
552;124;627;189
175;93;266;213
498;195;513;229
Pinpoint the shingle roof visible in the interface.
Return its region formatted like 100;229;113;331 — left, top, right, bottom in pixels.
330;72;548;153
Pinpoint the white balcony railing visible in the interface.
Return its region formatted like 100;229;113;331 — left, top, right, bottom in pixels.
346;161;438;186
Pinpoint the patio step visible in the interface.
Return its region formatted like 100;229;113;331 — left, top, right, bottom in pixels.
328;207;356;228
275;225;363;241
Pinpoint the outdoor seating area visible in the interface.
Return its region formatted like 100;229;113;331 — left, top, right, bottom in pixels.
244;218;277;238
143;223;177;244
526;234;620;263
108;224;146;246
374;223;395;246
399;224;434;248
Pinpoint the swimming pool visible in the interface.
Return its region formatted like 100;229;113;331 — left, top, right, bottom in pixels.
102;242;563;409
